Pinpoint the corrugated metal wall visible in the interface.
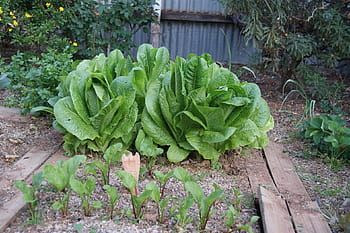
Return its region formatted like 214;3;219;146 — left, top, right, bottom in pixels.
132;0;256;64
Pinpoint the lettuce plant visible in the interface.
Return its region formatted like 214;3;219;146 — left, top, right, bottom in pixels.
184;181;224;230
70;176;101;216
43;155;86;216
15;172;44;224
174;195;194;228
139;53;274;163
103;185;120;220
53;49;137;155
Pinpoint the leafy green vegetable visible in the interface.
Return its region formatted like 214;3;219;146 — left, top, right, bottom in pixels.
139;53;274;162
70;176;99;216
153;170;173;198
103;185;120;220
43;155;86;216
173;167;193;183
54;49;137;156
15;172;43;224
174;195;194;228
184;181;224;230
224;205;239;230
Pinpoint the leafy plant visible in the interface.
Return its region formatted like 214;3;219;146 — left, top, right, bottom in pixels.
70;176;101;216
85;143;125;185
116;170;151;219
43;155;86;216
138;50;274;163
53;49;137;155
145;181;169;223
153;170;173;198
302;115;350;161
237;216;260;233
4;50;74;114
15;172;44;224
224;205;239;231
103;185;120;220
184;181;224;230
173;167;194;183
174;195;194;229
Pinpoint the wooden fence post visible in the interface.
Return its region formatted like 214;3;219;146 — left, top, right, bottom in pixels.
151;0;161;48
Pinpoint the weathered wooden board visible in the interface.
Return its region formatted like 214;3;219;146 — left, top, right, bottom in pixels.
0;107;29;122
0;146;60;190
259;186;295;233
264;142;332;233
0;149;66;232
245;149;277;197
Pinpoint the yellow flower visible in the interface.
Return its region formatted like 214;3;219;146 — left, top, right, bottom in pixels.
12;16;16;19
9;11;14;16
8;28;13;32
45;2;51;8
72;42;78;47
0;18;2;22
25;12;32;18
0;7;3;15
58;7;64;12
13;20;18;27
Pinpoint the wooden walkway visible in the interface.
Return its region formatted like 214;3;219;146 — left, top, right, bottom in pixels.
246;142;332;233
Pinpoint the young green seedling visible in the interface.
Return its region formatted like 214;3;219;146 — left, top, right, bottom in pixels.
173;167;194;183
232;187;244;211
174;195;194;229
43;155;86;216
145;181;170;223
15;172;44;224
70;176;101;216
237;216;260;233
224;205;239;231
135;129;163;176
184;181;224;230
153;170;173;198
116;170;151;219
85;143;124;185
103;185;120;220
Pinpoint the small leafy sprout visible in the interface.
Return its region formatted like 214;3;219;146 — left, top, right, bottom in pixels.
237;216;260;233
70;176;100;216
86;143;124;185
173;167;193;183
43;155;86;217
135;129;163;176
15;172;44;224
103;185;120;220
184;181;224;231
233;187;244;211
116;170;151;219
145;181;170;223
153;170;173;198
174;195;194;229
224;205;239;231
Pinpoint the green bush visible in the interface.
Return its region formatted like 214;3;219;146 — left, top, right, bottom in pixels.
5;49;74;113
301;115;350;161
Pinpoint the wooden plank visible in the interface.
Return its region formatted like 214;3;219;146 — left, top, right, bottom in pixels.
0;107;30;122
0;146;61;191
161;11;233;24
0;149;67;232
259;186;295;233
245;149;277;198
264;142;332;233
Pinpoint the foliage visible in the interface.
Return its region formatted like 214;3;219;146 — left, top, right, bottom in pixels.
138;46;274;163
301;115;350;161
42;155;86;216
66;0;157;58
85;143;125;185
53;49;137;155
184;181;224;230
220;0;350;84
70;176;102;216
4;49;74;114
103;185;120;220
153;170;173;198
174;195;194;228
14;172;44;224
116;170;152;219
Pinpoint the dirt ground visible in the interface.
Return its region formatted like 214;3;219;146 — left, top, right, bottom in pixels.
0;74;349;232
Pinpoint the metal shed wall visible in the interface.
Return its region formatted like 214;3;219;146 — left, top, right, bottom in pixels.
132;0;256;64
